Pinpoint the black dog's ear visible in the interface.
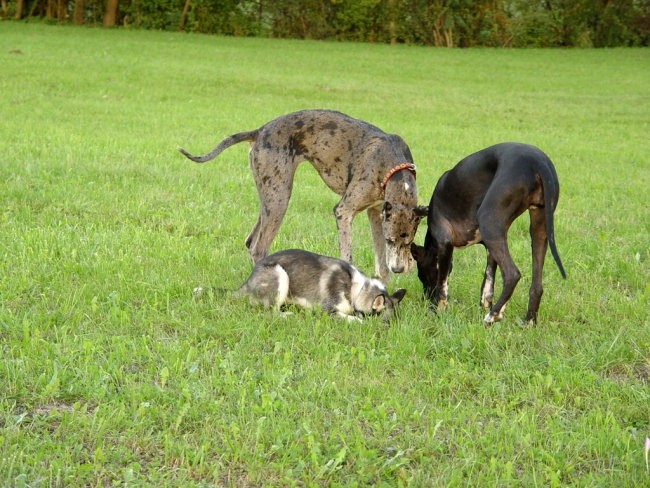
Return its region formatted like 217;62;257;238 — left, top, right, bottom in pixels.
410;243;426;262
414;206;429;218
391;288;407;303
413;205;429;224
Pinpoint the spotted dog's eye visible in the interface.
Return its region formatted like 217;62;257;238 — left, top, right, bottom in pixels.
400;232;409;238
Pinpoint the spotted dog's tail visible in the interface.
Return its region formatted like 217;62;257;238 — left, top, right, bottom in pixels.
537;157;567;279
178;129;259;163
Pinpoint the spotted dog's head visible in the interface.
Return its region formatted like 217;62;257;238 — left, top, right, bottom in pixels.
381;202;428;274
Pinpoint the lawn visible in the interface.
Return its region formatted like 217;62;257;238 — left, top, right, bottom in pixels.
0;22;648;486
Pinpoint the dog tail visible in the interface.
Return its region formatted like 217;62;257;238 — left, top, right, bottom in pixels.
178;129;258;163
538;159;567;279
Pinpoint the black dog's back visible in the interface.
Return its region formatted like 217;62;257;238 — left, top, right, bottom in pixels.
433;143;565;277
492;143;565;278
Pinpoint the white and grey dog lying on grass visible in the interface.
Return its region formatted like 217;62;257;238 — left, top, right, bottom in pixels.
234;249;406;322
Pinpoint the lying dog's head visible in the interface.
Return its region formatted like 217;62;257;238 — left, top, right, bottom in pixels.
381;203;428;274
353;278;407;322
410;242;438;301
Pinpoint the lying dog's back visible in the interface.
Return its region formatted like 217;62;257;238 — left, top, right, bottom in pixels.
236;249;405;321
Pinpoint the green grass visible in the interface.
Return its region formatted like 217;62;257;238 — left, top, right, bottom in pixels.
1;22;649;486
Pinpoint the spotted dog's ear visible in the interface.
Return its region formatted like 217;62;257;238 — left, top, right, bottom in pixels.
381;201;392;219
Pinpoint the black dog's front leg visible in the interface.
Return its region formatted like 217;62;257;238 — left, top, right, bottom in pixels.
433;244;454;310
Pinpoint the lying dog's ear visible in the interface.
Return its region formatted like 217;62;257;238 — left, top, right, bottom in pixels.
372;294;386;312
391;288;407;304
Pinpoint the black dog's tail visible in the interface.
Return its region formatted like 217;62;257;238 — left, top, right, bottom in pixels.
537;157;567;279
178;129;259;163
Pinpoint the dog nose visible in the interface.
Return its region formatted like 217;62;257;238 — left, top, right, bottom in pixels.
391;265;405;273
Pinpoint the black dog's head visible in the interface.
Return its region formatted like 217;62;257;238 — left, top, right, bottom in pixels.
410;243;438;300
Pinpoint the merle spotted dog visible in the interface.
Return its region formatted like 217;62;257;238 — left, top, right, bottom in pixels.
179;109;426;281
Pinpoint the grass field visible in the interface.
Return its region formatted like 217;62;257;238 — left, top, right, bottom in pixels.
1;22;649;486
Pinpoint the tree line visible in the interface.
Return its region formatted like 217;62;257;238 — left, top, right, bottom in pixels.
4;0;649;47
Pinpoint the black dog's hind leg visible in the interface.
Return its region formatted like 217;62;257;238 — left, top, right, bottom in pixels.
480;247;498;309
482;236;520;324
525;207;548;324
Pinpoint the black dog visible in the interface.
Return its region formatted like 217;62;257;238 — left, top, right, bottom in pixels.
411;142;566;325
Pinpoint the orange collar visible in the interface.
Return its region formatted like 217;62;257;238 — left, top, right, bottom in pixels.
381;162;416;192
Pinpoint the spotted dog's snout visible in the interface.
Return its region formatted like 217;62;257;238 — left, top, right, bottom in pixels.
386;244;415;275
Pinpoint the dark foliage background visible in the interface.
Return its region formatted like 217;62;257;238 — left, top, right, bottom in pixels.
4;0;650;47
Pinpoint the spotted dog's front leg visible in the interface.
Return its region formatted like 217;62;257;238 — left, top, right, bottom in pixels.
334;200;355;264
367;206;390;281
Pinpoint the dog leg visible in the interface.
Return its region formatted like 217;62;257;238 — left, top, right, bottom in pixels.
482;237;520;324
480;249;497;309
237;263;287;309
247;154;296;263
478;184;524;324
336;311;363;322
248;199;291;263
435;244;454;310
245;217;262;261
525;207;548;324
333;199;357;264
367;206;389;280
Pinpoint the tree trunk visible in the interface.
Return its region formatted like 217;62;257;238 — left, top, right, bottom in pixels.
388;0;396;44
103;0;118;27
27;0;41;18
73;0;85;24
13;0;22;19
57;0;66;21
178;0;191;30
47;0;55;19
